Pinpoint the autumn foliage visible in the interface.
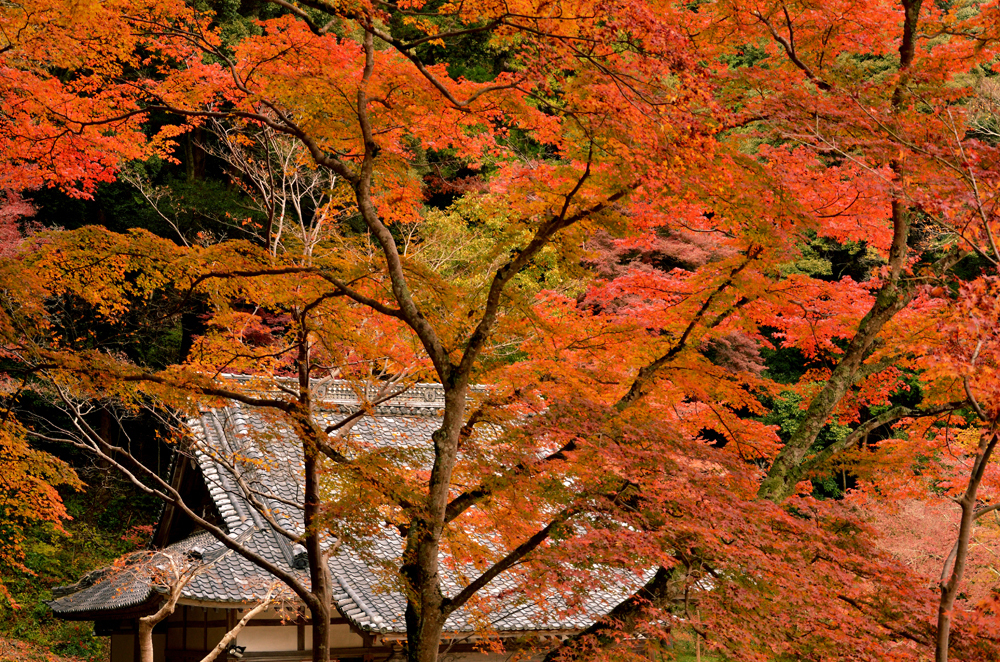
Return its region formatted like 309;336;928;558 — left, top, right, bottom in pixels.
3;0;1000;661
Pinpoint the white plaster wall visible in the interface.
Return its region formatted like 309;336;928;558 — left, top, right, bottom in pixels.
249;606;288;619
300;623;365;650
236;625;298;652
331;623;364;648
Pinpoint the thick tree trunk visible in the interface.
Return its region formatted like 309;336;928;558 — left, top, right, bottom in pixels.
305;430;333;662
304;442;333;662
405;603;447;662
311;599;333;662
138;618;156;662
401;385;469;662
291;313;335;662
757;204;912;501
137;581;184;662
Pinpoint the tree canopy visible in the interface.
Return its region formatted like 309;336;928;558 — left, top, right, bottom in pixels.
3;0;1000;661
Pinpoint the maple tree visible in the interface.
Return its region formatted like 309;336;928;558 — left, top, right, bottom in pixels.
686;4;1000;660
0;417;82;608
0;2;723;661
4;0;1000;661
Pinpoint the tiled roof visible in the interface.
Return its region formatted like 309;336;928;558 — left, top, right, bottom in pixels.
48;565;154;616
50;382;643;634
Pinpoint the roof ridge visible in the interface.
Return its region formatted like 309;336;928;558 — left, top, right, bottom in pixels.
194;412;250;531
215;375;453;407
321;403;444;417
333;572;386;630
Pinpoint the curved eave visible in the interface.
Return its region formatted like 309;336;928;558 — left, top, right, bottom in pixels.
46;593;164;622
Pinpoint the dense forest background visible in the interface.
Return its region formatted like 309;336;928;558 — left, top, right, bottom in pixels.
4;0;1000;660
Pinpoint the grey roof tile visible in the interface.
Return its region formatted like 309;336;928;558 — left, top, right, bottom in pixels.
52;381;643;634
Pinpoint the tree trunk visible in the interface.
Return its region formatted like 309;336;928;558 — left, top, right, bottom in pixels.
405;603;446;662
936;427;1000;662
137;585;183;662
755;0;924;503
136;567;190;662
138;618;156;662
401;385;470;662
936;498;975;662
757;224;912;501
305;440;333;662
311;599;332;662
291;311;334;662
